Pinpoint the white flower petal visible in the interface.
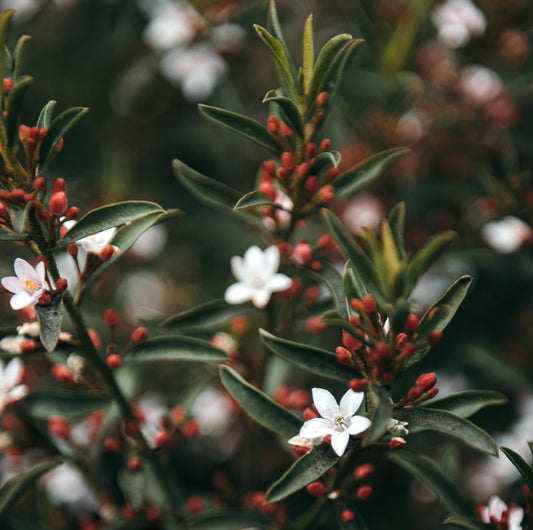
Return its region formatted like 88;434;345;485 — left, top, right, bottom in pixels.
224;282;255;305
339;389;364;417
1;276;25;293
4;358;23;388
331;430;350;457
300;418;333;439
266;273;292;293
263;245;280;277
230;256;246;281
0;359;4;379
347;415;372;435
35;261;49;289
251;288;271;308
508;506;524;530
312;388;339;419
243;245;264;271
14;258;37;281
10;291;35;310
8;384;28;402
487;496;507;519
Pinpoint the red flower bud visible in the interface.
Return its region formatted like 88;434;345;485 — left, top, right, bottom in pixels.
154;429;171;448
88;328;102;349
3;78;14;93
98;244;116;261
317;184;335;203
362;294;377;313
104;437;121;452
11;189;24;202
396;332;408;349
281;151;295;171
316;92;329;106
67;243;78;256
278;241;292;255
0;190;9;201
305;175;319;192
279;121;292;136
336;346;352;365
427;387;439;398
38;293;51;306
182;419;200;439
292;242;313;266
354;463;374;480
429;330;443;344
33;177;45;191
408;387;422;400
390;437;406;450
49;192;68;217
104;308;118;327
55;278;68;291
350;298;364;312
309;260;322;272
306;315;325;333
401;343;415;358
357;485;373;500
48;415;71;439
127;456;142;471
326;167;339;181
405;313;420;332
305;142;317;158
342;330;362;351
66;206;80;220
186;495;203;516
341;510;355;523
106;354;122;370
263;160;276;173
306;481;325;497
416;372;437;393
53;178;66;193
258;180;276;200
349;378;367;392
319;139;331;152
51;364;73;384
131;326;148;343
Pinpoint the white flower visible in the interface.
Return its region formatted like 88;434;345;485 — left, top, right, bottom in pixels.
263;190;293;231
479;496;523;530
1;258;49;310
432;0;486;48
78;227;117;255
44;463;98;508
459;66;502;104
481;216;532;254
388;418;409;436
299;388;371;457
224;246;292;309
0;358;29;414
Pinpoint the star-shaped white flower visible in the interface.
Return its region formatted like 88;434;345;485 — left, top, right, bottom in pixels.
479;496;523;530
299;388;372;457
0;358;29;414
1;258;49;310
224;245;292;309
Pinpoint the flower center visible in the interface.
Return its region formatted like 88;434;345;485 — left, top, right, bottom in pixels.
248;274;265;289
333;414;347;429
24;279;38;291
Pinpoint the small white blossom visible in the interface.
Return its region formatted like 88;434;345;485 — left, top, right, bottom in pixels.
479;496;523;530
388;418;409;436
263;190;293;231
0;358;29;414
299;388;371;457
481;216;532;254
459;66;502;104
0;336;33;354
225;246;292;309
17;321;40;337
1;258;49;310
432;0;486;48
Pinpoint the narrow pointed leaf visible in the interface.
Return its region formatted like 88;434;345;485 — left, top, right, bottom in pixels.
34;292;62;353
0;460;60;518
0;10;14;87
310;151;340;174
262;90;303;134
234;190;274;210
320;309;364;338
388;202;406;259
302;15;314;95
220;366;301;438
57;201;165;247
310;262;347;318
36;100;56;129
394;407;498;456
199;104;281;153
6;76;33;146
423;391;507;418
23;389;111;419
260;329;361;382
388;451;470;516
343;260;367;300
363;386;392;446
333;147;411;198
124;336;229;363
443;516;490;529
407;231;457;292
266;444;339;503
500;446;533;493
12;34;31;81
0;228;27;241
39;106;89;171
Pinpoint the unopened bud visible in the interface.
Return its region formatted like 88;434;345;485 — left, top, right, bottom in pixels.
154;429;171;448
349;378;367;392
341;510;355;523
427;387;439;398
53;178;66;193
342;330;362;351
98;244;116;261
416;372;437;393
326;167;339;181
306;481;325;497
400;343;415;358
362;294;377;313
182;419;200;439
131;326;148;343
405;313;420;332
104;308;118;327
336;346;352;365
49;192;68;217
429;330;443;345
262;160;276;173
127;456;141;471
33;177;45;191
390;437;406;450
305;142;317;158
279;121;292;136
55;278;68;291
281;151;295;170
354;463;374;480
186;495;203;516
319;139;331;152
67;243;78;256
11;189;24;202
3;78;14;93
106;354;121;370
317;185;335;203
306;315;325;333
258;181;276;200
357;485;373;500
66;206;79;220
316;92;329;106
396;332;408;349
305;175;319;192
408;387;422;400
88;328;102;349
38;293;51;306
48;415;71;439
292;242;313;266
51;364;73;384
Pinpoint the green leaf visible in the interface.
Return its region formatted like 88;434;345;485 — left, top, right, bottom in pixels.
310;263;347;318
124;335;229;363
266;444;339;503
308;33;352;103
38;106;89;171
351;1;382;62
189;510;268;530
302;15;314;95
500;446;533;493
254;25;298;101
343;260;366;300
23;389;111;419
57;201;165;247
0;228;27;241
406;231;457;293
362;386;392;446
0;460;60;519
36;100;56;129
310;151;340;174
388;451;470;516
321;209;386;307
220;366;301;438
443;516;490;530
407;276;472;368
6;76;33;146
333;147;411;198
424;391;508;418
394;407;498;456
388;202;406;260
34;292;62;353
0;10;14;89
260;329;361;382
262;89;303;134
199;104;281;153
234;190;274;210
12;34;30;81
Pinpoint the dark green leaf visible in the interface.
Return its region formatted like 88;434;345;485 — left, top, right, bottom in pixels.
0;10;14;88
57;201;165;247
6;76;33;146
124;335;229;363
260;329;361;382
23;389;111;419
199;104;281;153
266;444;339;503
263;89;303;135
0;460;60;518
234;190;274;210
12;34;30;81
500;446;533;493
351;1;382;61
0;228;27;241
36;100;56;129
394;407;498;456
302;15;314;95
362;385;392;446
320;309;363;337
39;106;89;171
388;202;406;259
424;391;508;418
220;366;301;438
310;151;341;174
310;263;347;318
406;231;457;293
388;451;470;516
189;510;268;530
443;516;490;529
9;200;31;236
333;147;411;198
343;260;366;300
34;292;62;353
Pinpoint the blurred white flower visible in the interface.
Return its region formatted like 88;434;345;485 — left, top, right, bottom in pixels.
211;23;246;51
161;43;227;101
78;227;117;255
129;225;167;260
0;336;34;354
0;358;28;413
459;66;502;104
17;321;40;337
432;0;486;48
44;463;98;508
299;388;371;457
479;496;523;529
191;387;234;434
225;246;292;308
263;190;293;231
481;216;532;254
396;109;429;146
342;194;384;236
1;258;49;310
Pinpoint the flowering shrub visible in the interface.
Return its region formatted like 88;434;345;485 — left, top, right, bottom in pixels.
0;2;531;529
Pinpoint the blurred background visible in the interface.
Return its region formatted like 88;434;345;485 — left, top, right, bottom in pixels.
0;0;532;528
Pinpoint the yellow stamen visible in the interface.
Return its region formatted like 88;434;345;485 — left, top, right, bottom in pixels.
24;279;38;291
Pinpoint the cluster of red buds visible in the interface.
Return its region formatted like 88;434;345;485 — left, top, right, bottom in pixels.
335;295;443;387
19;123;63;171
243;491;287;525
